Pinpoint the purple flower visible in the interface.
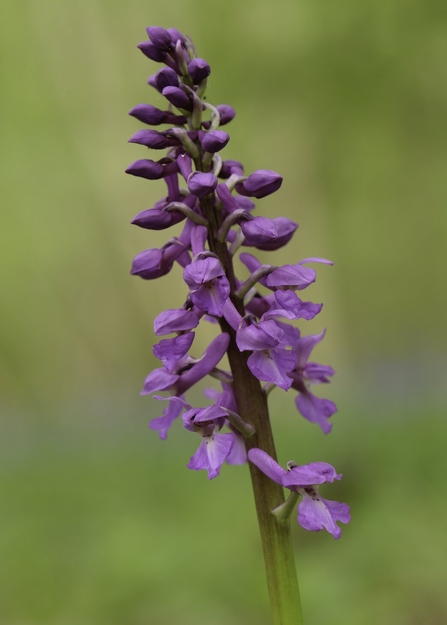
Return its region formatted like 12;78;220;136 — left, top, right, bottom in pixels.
149;395;186;439
236;170;283;199
141;333;230;396
219;159;244;178
128;104;167;125
273;290;322;321
146;26;173;51
125;159;164;180
153;332;195;372
200;130;230;153
154;67;179;92
183;404;235;479
203;105;236;129
162;86;192;111
248;448;350;539
183;256;230;316
154;307;200;336
188;58;211;83
131;202;186;230
187;172;218;198
288;329;337;434
130;241;188;279
128;129;174;149
236;316;297;390
265;263;317;291
137;41;166;63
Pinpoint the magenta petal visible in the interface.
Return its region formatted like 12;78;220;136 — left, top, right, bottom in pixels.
274;290;323;321
295;391;336;434
247;348;296;390
247;448;287;484
297;494;350;539
187;432;234;479
236;319;283;351
225;430;247;465
183;258;230;316
266;264;317;291
282;462;341;488
241;216;277;244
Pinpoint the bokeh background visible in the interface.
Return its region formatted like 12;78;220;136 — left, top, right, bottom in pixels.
2;1;447;624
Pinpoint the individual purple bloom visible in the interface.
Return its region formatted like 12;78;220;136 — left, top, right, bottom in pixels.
236;316;296;390
154;67;179;92
188;58;211;82
149;395;186;440
125;159;164;180
141;333;230;396
200;130;230;153
128;129;173;149
183;257;230;316
183;404;235;480
288;329;336;433
146;26;173;51
162;86;192;110
219;159;244;178
137;41;166;63
248;448;350;539
153;332;195;372
274;290;322;321
245;293;276;318
187;172;218;198
265;263;317;291
240;216;278;245
216;183;242;214
253;218;299;251
128;104;167;125
167;28;186;45
131;203;186;230
236;170;283;199
154;307;200;336
203;104;236;129
130;241;188;280
234;196;255;211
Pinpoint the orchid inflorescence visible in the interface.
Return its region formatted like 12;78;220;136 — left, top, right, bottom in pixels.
126;26;350;539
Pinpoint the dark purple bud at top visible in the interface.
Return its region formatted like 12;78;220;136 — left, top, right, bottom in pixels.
162;86;192;111
167;28;186;45
137;41;166;63
154;67;179;92
236;169;283;199
187;172;218;198
125;159;164;180
128;129;173;150
219;160;244;179
188;58;211;83
128;104;166;126
146;26;173;51
200;130;230;153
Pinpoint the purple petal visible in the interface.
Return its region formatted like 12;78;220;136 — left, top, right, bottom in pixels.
131;206;185;230
176;333;230;395
266;264;317;291
282;462;341;488
128;129;171;149
247;348;296;390
146;26;173;51
236;170;283;199
125;159;164;180
188;58;211;83
154;308;200;336
183;258;230;316
187;431;234;479
201;130;230;153
295;391;336;434
218;159;244;178
241;216;278;244
254;218;299;251
247;448;287;484
304;362;336;384
162;86;192;111
137;41;166;63
225;430;247;465
187;172;218;198
128;104;166;125
153;332;195;372
149;396;184;440
274;290;322;321
296;329;326;369
154;67;179;92
141;368;179;395
236;319;283;352
297;494;350;539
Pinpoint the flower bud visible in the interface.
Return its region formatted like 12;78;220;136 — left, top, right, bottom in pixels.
188;58;211;83
154;67;179;92
128;129;174;149
146;26;173;51
203;104;236;129
137;42;166;63
167;28;186;45
218;160;244;179
125;159;164;180
236;169;283;199
128;104;166;125
162;86;192;111
187;172;218;198
200;130;230;153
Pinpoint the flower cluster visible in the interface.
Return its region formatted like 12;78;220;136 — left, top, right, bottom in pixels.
126;26;349;537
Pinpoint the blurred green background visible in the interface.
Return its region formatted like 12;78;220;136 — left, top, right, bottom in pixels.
1;1;446;624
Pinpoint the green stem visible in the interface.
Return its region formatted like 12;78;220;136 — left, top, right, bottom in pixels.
187;77;304;625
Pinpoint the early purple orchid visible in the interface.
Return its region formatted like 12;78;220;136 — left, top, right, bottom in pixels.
126;24;348;622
